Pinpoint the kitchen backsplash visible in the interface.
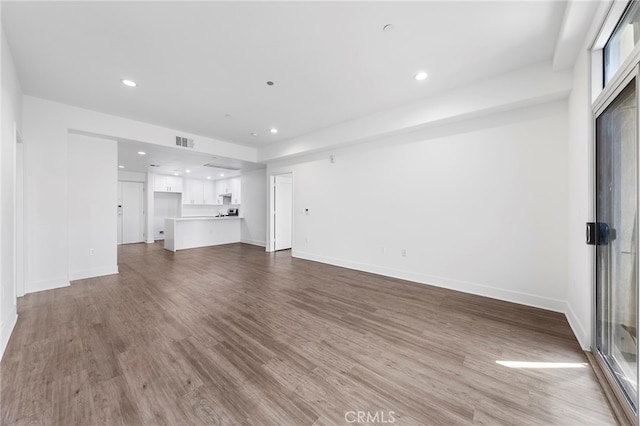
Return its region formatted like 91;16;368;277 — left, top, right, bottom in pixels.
182;204;240;217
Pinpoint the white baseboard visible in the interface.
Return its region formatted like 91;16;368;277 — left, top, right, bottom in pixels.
241;239;266;247
26;276;70;294
564;301;590;350
69;265;119;282
145;239;155;244
1;313;18;361
292;250;567;314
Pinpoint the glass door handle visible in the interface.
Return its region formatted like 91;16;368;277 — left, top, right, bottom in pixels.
586;222;610;245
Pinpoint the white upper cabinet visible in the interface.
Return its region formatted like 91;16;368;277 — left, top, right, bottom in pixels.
214;177;241;205
203;180;216;205
184;179;204;204
231;177;241;205
214;180;226;205
216;179;231;195
183;178;219;205
154;174;183;193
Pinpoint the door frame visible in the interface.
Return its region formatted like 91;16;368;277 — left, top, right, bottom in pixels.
267;171;294;253
118;180;146;245
591;63;640;422
274;173;293;251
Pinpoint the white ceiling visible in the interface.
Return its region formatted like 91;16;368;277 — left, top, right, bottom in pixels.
2;1;567;150
113;137;257;180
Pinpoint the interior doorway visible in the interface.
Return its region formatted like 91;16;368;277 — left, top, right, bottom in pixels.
274;173;293;251
118;181;145;244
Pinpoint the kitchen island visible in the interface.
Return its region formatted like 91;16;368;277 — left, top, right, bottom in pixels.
164;217;242;252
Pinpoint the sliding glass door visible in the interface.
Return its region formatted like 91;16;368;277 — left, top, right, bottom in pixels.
595;75;639;414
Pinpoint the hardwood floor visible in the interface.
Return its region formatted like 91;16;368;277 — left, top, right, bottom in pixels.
1;242;616;425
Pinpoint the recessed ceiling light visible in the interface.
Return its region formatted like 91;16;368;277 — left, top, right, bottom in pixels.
137;151;146;155
174;172;179;176
414;71;428;81
250;132;258;137
383;24;394;32
270;128;278;134
118;165;124;169
220;173;225;177
186;169;191;173
207;176;211;179
121;79;137;87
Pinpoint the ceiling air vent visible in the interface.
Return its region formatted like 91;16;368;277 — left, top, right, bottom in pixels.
175;136;194;148
203;162;241;171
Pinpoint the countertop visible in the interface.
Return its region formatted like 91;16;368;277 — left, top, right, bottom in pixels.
166;216;243;222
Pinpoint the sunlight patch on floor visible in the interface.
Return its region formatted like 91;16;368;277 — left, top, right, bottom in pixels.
496;361;588;369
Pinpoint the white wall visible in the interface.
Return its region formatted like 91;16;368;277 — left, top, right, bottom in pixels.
118;170;146;183
1;28;23;358
153;192;180;240
241;169;267;247
260;62;572;162
566;43;594;350
23;99;70;292
563;1;613;351
269;100;569;312
21;95;259;293
68;134;118;281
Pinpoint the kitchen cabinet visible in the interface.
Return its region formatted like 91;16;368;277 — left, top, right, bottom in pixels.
214;180;228;205
214;177;241;205
164;217;242;252
203;180;216;204
154;174;183;193
183;179;218;205
231;177;241;205
216;179;231;196
184;179;204;204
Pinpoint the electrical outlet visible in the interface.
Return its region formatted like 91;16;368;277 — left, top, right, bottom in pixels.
401;248;407;257
89;248;95;256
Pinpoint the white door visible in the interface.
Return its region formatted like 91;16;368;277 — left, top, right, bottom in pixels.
120;181;144;244
274;174;292;251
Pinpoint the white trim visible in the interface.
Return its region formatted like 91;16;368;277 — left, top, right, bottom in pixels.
594;63;639;115
68;266;119;282
592;1;639;103
240;239;266;247
0;314;18;361
27;276;70;294
292;250;567;314
266;170;295;253
12;123;17;304
565;301;590;350
14;124;25;298
593;0;629;50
